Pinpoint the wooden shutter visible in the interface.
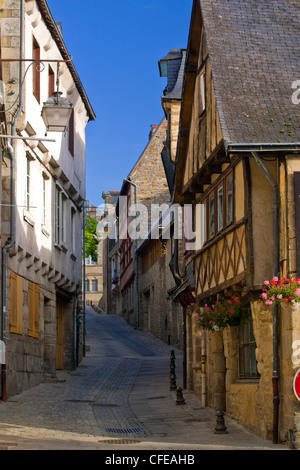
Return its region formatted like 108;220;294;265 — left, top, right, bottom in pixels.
9;271;23;334
32;37;40;103
28;281;40;338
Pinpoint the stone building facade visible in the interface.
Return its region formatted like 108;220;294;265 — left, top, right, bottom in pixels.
173;0;300;447
100;191;121;315
117;119;170;329
0;0;95;398
84;202;103;307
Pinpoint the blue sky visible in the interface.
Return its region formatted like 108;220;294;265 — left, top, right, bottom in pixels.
47;0;192;207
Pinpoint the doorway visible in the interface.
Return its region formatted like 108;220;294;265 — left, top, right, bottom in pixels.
56;298;64;370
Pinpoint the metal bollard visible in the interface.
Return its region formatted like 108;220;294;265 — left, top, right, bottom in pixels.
170;350;176;373
170;369;177;390
214;410;228;434
176;387;186;405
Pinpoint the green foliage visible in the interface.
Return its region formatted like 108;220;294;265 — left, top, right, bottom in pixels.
194;296;250;331
85;217;99;262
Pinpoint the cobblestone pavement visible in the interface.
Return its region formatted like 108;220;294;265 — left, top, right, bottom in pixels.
0;307;291;451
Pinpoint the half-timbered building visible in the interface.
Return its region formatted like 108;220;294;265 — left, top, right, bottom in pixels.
173;0;300;446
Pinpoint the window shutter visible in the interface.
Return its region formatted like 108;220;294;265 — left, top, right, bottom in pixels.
9;271;23;335
28;281;39;338
10;271;17;332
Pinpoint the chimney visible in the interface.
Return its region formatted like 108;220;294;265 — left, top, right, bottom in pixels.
149;124;158;141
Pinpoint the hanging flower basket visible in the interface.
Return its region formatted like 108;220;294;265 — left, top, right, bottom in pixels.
195;296;250;331
260;277;300;307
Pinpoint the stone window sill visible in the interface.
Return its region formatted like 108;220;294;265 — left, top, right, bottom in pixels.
41;224;50;237
23;209;35;227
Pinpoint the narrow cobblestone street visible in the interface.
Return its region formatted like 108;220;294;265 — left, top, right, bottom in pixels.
0;307;289;452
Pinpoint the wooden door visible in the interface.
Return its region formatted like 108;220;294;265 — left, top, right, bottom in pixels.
56;299;64;370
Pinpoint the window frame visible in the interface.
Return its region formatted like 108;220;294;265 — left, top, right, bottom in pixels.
32;37;40;103
48;65;55;98
198;67;206;116
9;271;23;335
28;281;40;338
238;316;260;380
91;279;98;292
200;170;234;243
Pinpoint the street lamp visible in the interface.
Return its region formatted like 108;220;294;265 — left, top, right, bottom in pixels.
0;57;73;136
41;90;73;133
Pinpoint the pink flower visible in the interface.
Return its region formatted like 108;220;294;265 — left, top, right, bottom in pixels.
276;294;282;299
273;276;278;282
195;312;199;317
264;281;270;286
270;296;275;301
265;300;273;305
295;289;300;297
261;293;268;299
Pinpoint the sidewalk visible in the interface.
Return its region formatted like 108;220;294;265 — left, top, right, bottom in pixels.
0;308;292;451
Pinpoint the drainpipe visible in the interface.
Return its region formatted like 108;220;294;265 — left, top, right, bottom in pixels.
1;0;25;402
124;179;139;329
251;151;280;444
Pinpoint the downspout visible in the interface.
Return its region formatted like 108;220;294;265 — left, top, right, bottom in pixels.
251;151;280;444
1;0;25;402
124;179;139;329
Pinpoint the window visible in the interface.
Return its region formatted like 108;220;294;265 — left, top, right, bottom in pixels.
32;37;40;103
68;109;74;156
55;186;61;244
71;208;75;252
199;69;206;115
48;65;55;97
217;186;223;231
55;186;66;245
201;170;233;242
26;156;31;211
238;317;259;379
42;172;49;226
28;281;40;338
9;271;23;335
91;280;98;292
209;193;214;238
199;202;207;246
227;175;233;224
85;279;90;292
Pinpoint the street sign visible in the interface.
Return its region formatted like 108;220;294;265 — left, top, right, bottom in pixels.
293;369;300;402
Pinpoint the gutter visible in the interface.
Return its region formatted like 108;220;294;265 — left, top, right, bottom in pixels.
251;151;280;445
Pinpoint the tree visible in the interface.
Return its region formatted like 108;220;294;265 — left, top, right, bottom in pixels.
85;217;99;262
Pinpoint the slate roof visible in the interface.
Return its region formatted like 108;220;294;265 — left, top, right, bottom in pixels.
200;0;300;148
159;49;186;97
164;50;187;100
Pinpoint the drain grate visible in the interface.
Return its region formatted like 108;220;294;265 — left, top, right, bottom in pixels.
105;427;144;434
99;439;141;445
